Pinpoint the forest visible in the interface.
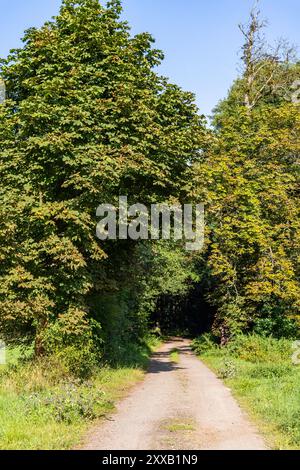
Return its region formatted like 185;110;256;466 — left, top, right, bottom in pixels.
0;0;299;451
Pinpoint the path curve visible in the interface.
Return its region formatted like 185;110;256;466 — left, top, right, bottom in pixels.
81;339;267;450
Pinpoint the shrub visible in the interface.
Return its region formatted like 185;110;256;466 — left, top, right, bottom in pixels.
253;316;299;340
191;333;219;355
226;334;292;363
42;310;103;379
54;345;99;380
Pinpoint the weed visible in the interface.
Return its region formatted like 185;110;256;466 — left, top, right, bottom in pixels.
218;358;237;379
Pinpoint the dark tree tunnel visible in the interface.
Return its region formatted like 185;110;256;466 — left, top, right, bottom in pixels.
150;284;215;337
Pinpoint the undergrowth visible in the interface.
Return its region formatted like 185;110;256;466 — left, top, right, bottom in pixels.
0;336;160;449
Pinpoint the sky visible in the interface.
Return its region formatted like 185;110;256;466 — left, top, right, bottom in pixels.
0;0;299;116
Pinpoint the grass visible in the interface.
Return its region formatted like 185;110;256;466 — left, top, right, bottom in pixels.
165;420;195;433
0;337;161;450
170;348;180;363
192;333;300;450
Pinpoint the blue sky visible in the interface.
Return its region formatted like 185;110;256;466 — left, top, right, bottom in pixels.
0;0;299;116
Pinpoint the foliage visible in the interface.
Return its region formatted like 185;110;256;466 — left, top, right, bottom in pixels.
42;309;102;378
192;17;300;336
0;0;299;450
0;0;205;354
191;333;219;355
224;333;293;364
0;0;298;364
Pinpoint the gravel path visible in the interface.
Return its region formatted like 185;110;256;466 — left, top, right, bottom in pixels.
81;338;267;450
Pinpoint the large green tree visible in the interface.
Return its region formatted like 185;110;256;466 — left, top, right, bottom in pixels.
192;7;300;340
0;0;206;355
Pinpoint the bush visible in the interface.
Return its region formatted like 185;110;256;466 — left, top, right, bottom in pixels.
253;316;299;339
42;310;103;379
191;333;219;355
226;334;293;363
54;345;99;380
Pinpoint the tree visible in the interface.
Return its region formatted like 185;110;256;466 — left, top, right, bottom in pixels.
0;0;206;356
239;0;297;111
192;4;300;340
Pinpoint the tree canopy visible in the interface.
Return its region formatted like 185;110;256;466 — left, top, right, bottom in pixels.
0;1;299;367
0;0;206;361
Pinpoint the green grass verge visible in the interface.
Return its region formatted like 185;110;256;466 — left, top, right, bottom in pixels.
0;337;161;450
192;334;300;450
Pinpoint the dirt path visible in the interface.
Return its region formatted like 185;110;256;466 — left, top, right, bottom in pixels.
81;339;267;450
